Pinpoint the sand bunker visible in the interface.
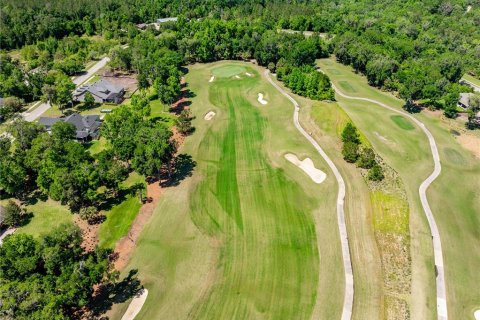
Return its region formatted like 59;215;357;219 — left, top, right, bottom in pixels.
121;289;148;320
204;111;216;120
284;153;326;184
245;72;253;77
234;75;241;79
475;310;480;320
257;93;268;105
209;76;215;82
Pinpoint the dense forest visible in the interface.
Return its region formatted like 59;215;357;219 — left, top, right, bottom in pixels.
1;0;479;112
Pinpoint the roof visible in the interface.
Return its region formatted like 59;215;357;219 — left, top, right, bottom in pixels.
38;113;101;139
73;79;123;100
458;93;475;107
157;17;178;23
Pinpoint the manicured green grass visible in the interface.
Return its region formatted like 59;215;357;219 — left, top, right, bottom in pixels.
319;57;480;320
98;172;145;249
462;74;480;87
87;137;109;155
111;61;343;320
18;199;73;238
211;64;247;78
391;115;415;130
338;80;356;93
98;195;142;249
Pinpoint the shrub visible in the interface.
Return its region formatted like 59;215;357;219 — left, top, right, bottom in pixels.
79;206;98;222
357;147;376;169
3;200;24;227
342;141;359;163
368;164;384;181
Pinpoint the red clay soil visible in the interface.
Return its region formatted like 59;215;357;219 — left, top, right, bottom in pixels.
113;182;164;270
74;215;100;252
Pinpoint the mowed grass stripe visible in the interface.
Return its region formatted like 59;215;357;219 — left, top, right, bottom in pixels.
189;74;318;319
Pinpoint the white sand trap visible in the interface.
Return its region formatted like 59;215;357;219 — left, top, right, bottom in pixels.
257;93;268;105
284;153;326;184
475;310;480;320
245;72;253;77
121;289;148;320
204;111;216;120
235;75;241;79
209;76;215;82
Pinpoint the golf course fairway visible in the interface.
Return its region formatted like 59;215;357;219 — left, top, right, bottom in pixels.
110;62;344;319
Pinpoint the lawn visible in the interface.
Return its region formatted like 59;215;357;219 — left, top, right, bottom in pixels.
87;137;109;155
211;64;247;78
462;74;480;87
98;172;145;249
318;57;480;320
109;61;342;320
17;198;73;238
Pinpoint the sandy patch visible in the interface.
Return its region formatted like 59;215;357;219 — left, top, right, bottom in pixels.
204;111;216;121
74;215;99;252
121;289;148;320
245;72;253;77
257;93;268;105
474;309;480;320
457;133;480;159
234;75;241;79
209;76;215;83
284;153;326;184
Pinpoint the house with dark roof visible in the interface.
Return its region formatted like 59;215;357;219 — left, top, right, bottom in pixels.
458;93;476;109
73;79;124;104
39;113;102;141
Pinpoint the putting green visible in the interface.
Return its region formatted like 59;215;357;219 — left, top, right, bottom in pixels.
391;115;415;130
211;65;247;78
114;62;343;320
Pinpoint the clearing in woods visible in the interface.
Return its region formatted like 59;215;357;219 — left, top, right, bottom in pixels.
318;57;480;320
110;61;344;319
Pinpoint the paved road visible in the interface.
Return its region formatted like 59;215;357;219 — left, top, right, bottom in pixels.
21;57;111;122
73;56;110;85
0;228;16;245
265;71;354;320
331;84;447;320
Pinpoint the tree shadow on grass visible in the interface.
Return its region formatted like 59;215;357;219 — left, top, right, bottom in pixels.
97;185;140;212
161;154;196;187
88;269;143;317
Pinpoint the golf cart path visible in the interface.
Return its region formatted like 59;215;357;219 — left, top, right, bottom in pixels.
21;57;111;122
331;84;447;320
265;70;354;320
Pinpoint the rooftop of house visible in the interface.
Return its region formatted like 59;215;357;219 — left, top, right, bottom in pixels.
74;79;123;100
459;92;476;107
157;17;178;23
39;113;101;139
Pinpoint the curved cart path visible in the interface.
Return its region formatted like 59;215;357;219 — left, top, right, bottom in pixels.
331;83;447;320
265;71;354;320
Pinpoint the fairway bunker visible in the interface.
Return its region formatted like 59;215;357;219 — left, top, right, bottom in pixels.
257;93;268;105
234;75;241;79
475;310;480;320
204;111;216;120
121;288;148;320
209;76;215;82
245;72;253;77
284;153;326;184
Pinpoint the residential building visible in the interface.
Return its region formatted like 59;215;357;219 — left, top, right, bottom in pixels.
73;79;124;104
39;113;102;141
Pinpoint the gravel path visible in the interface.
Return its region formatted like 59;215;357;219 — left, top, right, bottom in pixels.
265;70;354;320
331;83;447;320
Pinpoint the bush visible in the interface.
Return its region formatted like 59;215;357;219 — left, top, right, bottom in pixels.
79;206;98;222
342;141;359;163
368;164;384;181
357;147;376;169
2;200;24;227
341;122;360;144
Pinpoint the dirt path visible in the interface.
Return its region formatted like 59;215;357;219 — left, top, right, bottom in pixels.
265;70;354;320
331;82;447;320
114;182;163;270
